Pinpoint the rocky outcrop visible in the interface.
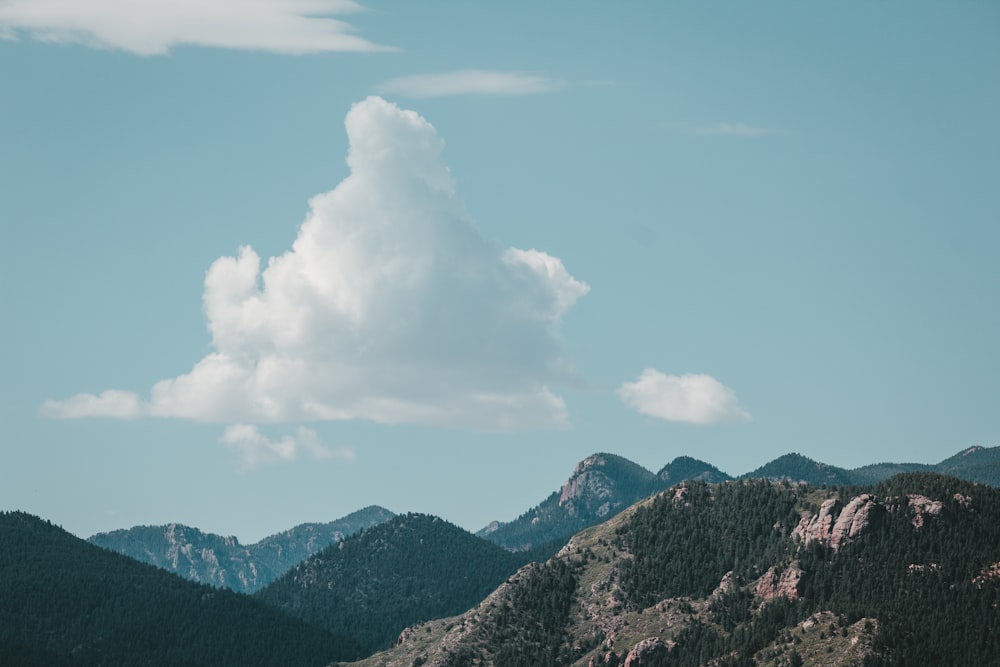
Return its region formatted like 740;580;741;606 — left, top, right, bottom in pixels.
794;494;882;551
953;493;972;509
755;562;803;601
623;637;674;666
710;570;737;600
906;494;944;528
792;498;840;546
973;561;1000;588
830;494;881;549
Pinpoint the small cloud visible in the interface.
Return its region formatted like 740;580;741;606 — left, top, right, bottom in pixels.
219;424;354;471
617;369;751;425
40;390;143;419
682;122;773;137
0;0;392;55
377;70;561;98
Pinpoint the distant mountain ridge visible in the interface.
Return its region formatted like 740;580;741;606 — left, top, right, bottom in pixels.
479;445;998;554
88;505;394;593
744;445;1000;487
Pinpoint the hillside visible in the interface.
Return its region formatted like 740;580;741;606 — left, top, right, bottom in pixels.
256;513;530;657
88;505;394;593
742;453;855;486
657;455;733;484
347;473;1000;667
0;511;357;666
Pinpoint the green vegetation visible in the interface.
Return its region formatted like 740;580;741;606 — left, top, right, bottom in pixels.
0;511;355;666
257;513;530;656
440;559;579;667
618;480;801;604
799;473;1000;666
613;474;1000;666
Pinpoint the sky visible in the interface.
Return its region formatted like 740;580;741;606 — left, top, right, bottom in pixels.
2;1;998;544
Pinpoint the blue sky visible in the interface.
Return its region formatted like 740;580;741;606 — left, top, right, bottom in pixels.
2;1;998;543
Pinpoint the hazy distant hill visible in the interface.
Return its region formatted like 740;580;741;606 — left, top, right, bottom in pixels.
256;513;529;657
932;445;1000;485
88;505;394;593
657;455;733;484
348;473;1000;667
0;511;356;666
744;446;1000;487
742;452;856;486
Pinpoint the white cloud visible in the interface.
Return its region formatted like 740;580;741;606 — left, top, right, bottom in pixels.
43;96;589;431
685;122;772;137
40;389;142;419
220;424;354;471
617;369;751;425
377;70;561;98
0;0;391;55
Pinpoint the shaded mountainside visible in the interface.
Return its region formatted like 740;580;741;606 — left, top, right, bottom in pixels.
88;505;394;593
0;511;357;666
480;453;728;553
256;513;530;658
348;473;1000;667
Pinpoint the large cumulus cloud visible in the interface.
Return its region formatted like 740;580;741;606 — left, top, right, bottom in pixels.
42;97;589;431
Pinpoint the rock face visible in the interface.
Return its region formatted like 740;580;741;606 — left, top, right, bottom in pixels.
623;637;673;667
479;453;661;551
830;494;881;549
907;494;944;528
793;494;883;551
755;562;803;601
792;498;841;546
88;505;394;593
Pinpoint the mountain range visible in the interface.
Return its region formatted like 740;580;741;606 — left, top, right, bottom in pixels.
85;446;997;596
4;445;998;665
478;446;998;554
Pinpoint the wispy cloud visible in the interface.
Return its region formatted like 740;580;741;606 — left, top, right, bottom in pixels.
0;0;392;55
220;425;355;471
377;70;562;98
40;390;142;420
42;97;588;432
681;122;773;137
617;369;751;425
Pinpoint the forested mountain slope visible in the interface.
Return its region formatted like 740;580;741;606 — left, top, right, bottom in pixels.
256;513;530;658
0;511;357;666
349;473;1000;667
